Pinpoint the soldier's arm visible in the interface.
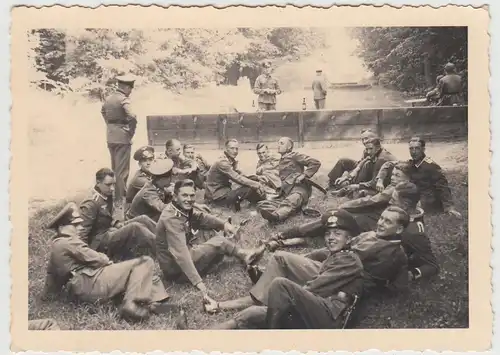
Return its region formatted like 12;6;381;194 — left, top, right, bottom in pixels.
294;152;321;178
304;253;363;293
218;159;261;190
340;190;391;212
67;237;111;267
78;200;98;244
121;97;137;123
280;218;325;240
386;253;410;294
192;210;226;231
160;217;204;286
252;77;265;95
274;79;282;95
430;163;454;211
405;225;440;279
375;160;397;184
303;247;330;262
142;185;167;214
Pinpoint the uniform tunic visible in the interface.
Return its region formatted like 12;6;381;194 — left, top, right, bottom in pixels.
156;202;232;286
253;74;281;109
79;188;156;259
376;155;454;213
101;89;137;201
42;232;168;307
438;74;464;106
126;169;152;203
127;180;171;222
311;75;328;109
205;152;261;204
255;152;282;191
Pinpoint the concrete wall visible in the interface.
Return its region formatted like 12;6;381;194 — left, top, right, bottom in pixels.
147;106;467;151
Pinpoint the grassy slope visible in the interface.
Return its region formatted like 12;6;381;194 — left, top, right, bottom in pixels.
28;142;469;330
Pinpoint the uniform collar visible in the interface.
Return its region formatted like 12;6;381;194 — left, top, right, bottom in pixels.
411;154;426;168
376;233;402;243
224;152;237;164
93;186;109;201
281;150;294;159
171;201;192;218
409;207;425;222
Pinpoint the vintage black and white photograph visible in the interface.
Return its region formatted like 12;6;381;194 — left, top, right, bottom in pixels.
11;4;491;353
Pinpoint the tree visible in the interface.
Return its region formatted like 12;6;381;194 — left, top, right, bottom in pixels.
350;27;467;97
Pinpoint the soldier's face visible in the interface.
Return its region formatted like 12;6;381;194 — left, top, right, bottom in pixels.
167;142;182;159
97;175;116;197
409;142;425;161
175;185;196;210
390;168;410;185
184;148;195;160
257;147;269;161
364;143;378;157
140;158;154;171
225;142;239;158
277;138;290;154
376;210;404;237
324;228;350;253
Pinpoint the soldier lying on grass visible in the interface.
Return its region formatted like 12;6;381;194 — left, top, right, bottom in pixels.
41;202;175;323
204;207;409;329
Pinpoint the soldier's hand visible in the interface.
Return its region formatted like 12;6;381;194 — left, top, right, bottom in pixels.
446;208;462;218
335;176;347;186
295;174;306;183
376;179;385;192
269;232;283;241
203;295;219;314
223;222;237;236
196;282;208;296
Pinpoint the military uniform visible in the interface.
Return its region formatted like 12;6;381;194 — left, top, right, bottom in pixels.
255;152;282;191
311;71;328;109
127;181;171;222
376;155;454;213
328;147;395;190
257;151;321;222
438;72;464;106
28;318;60;330
79;188;157;260
253;73;281;111
42;203;170;322
126;146;155;204
205;152;263;208
156;202;260;285
101;75;138;202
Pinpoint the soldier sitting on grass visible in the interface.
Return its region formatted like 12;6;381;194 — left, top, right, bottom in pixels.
41;202;175;323
183;143;211;189
125;145;155;207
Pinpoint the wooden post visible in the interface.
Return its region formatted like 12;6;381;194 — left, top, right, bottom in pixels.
298;112;305;147
376;109;383;140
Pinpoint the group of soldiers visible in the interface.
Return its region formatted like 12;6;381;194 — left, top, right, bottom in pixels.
30;73;462;331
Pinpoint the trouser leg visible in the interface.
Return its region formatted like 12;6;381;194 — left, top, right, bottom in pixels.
266;277;341;329
327;158;357;187
249;251;321;305
105;222;156;259
280;218;326;239
108;143;131;202
318;99;326;109
124;215;157;233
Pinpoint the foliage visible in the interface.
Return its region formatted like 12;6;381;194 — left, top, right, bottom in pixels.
350;27;467;97
29;28;327;100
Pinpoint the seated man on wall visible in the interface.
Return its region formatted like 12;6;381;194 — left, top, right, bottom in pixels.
257;137;321;223
327;130;395;193
125;146;155;208
206;208;409;329
183;143;211;189
375;136;462;217
79;168;157;261
426;75;445;105
437;62;464;106
156;179;266;306
41;202;173;323
271;181;440;282
205;139;267;211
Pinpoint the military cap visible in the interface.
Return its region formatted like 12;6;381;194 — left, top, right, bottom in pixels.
133;146;155;161
321;209;361;236
148;158;174;176
116;74;136;85
46;202;83;229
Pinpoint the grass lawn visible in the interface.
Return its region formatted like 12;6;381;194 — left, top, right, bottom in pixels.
28;143;469;330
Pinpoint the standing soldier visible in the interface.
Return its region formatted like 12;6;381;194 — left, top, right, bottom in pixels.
101;74;138;209
257;137;321;223
437;62;464;106
253;61;282;111
125;146;155;208
311;69;328;109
